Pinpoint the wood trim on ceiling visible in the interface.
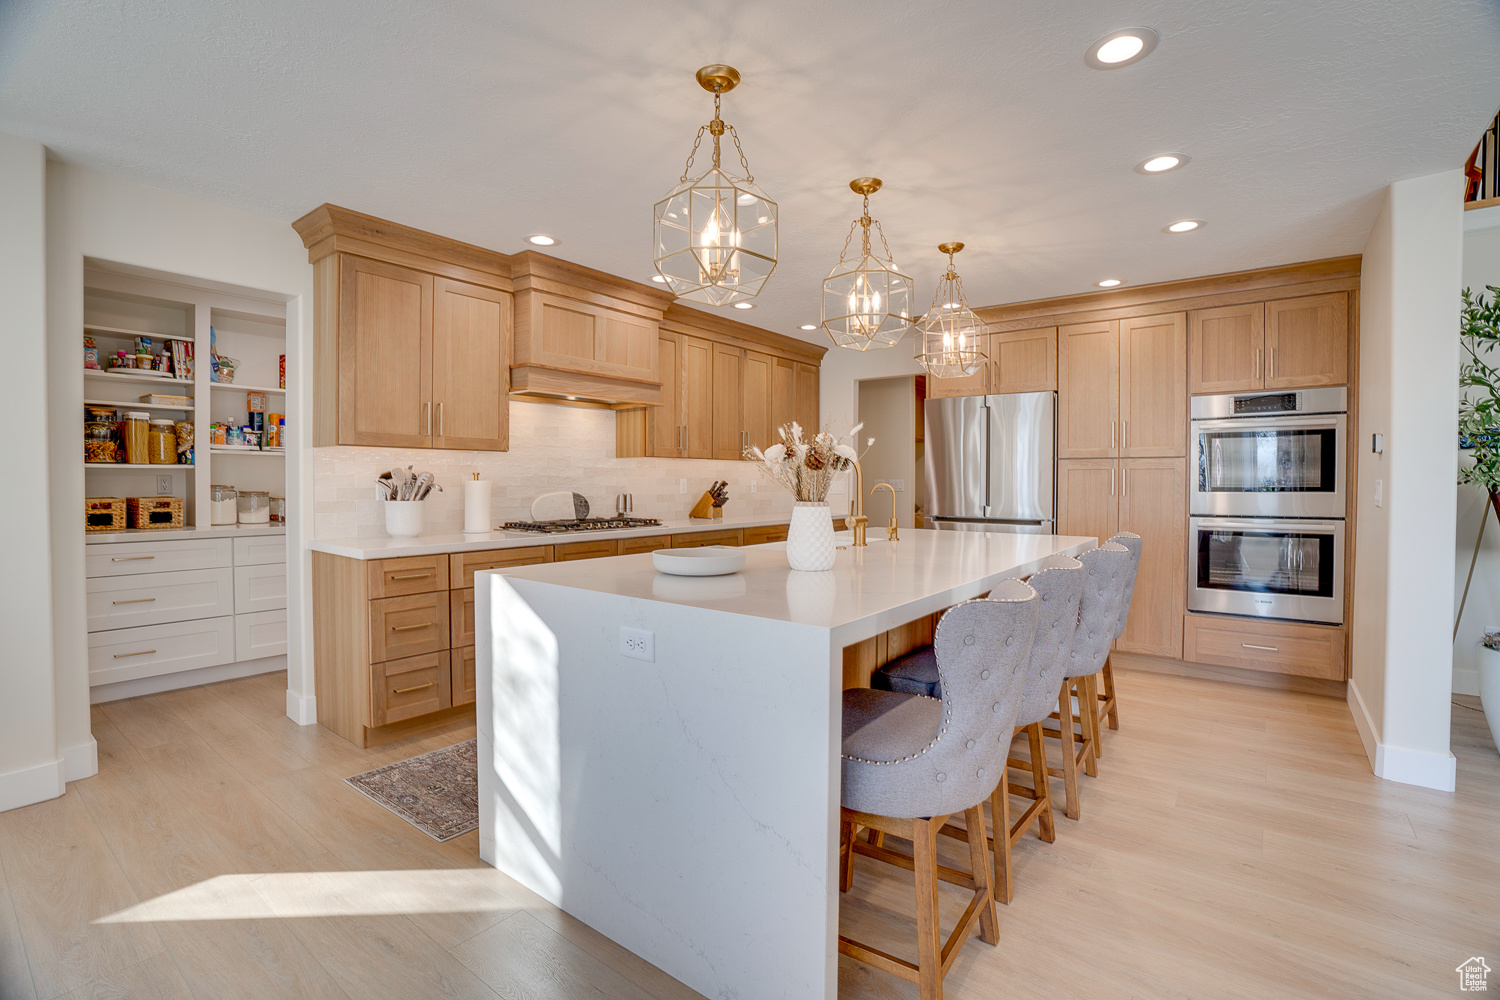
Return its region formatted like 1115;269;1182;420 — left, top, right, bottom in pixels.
292;203;514;281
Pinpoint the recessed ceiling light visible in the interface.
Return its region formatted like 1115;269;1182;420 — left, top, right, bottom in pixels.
1097;278;1123;288
526;234;558;246
650;274;668;283
1135;153;1189;174
800;324;817;330
732;301;755;310
1165;219;1204;233
1085;28;1159;69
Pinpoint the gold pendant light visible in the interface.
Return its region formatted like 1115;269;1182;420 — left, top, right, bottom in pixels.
653;65;778;306
821;178;916;351
915;242;988;377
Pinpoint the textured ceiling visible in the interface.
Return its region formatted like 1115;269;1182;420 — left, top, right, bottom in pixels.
3;0;1499;341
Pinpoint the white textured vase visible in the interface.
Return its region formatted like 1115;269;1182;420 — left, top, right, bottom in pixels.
786;501;836;572
1479;646;1500;756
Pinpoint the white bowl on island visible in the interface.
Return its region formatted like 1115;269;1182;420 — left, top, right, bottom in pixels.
651;546;746;577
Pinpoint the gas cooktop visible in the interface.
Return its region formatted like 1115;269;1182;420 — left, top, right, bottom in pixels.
502;516;664;534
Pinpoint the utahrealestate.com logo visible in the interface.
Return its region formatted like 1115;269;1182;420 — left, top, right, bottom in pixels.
1459;957;1491;992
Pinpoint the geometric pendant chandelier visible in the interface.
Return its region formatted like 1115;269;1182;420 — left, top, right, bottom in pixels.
653;65;778;306
820;177;916;351
914;242;988;378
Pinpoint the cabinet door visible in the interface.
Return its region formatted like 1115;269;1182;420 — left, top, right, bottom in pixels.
338;256;433;448
1057;321;1119;458
771;356;797;437
431;277;512;451
649;334;680;456
1116;457;1186;658
1189;303;1263;394
1057;459;1118;544
926;349;988;399
679;335;713;459
1119;312;1187;458
1265;292;1348;389
795;362;820;434
742;350;774;456
991;327;1057;393
712;344;744;460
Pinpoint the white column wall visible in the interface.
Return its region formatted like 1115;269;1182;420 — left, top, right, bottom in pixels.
0;132;63;811
1351;169;1464;790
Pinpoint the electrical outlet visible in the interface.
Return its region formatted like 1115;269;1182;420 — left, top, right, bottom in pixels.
1374;479;1383;508
156;475;173;495
620;627;654;662
679;478;688;494
891;479;904;492
750;480;757;493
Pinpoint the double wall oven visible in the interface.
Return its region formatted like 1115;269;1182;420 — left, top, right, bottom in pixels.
1187;387;1347;625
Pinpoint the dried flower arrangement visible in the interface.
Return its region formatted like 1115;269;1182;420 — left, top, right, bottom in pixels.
744;421;873;502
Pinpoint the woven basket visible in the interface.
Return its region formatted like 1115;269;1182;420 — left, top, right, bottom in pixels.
126;496;184;530
85;497;127;532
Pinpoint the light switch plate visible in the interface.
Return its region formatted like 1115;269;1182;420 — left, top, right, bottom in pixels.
679;479;688;494
891;479;904;492
620;627;654;661
1374;479;1383;508
750;480;757;493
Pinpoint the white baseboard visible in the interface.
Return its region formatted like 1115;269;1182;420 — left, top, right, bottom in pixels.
62;737;98;782
0;758;65;813
286;689;317;726
1454;666;1480;697
1346;678;1457;791
90;654;286;704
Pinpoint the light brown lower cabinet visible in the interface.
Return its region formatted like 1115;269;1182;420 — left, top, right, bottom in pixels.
1183;614;1345;680
671;529;743;548
619;535;672;556
453;646;476;706
742;524;788;545
371;650;451;727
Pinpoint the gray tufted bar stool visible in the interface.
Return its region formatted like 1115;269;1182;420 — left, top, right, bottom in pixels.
1093;531;1142;743
838;578;1040;1000
1046;541;1132;820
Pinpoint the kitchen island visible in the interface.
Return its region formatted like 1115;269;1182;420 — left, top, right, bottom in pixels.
475;528;1094;1000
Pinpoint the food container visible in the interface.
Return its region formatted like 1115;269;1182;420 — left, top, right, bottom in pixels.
121;411;151;464
147;419;178;464
85;420;119;463
226;425;244;447
85;497;127;532
247;392;267;413
279;354;285;389
237;489;271;524
266;413;283;448
210;423;228;446
174;420;194;465
210;484;239;525
84;337;98;370
140;394;191;407
270;496;286;523
127;496;184;530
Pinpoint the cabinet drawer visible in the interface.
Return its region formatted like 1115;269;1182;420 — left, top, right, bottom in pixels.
234;563;287;614
368;555;450;598
86;568;236;632
85;537;233;578
555;539;618;561
671;529;742;548
233;535;286;566
742;524;789;545
618;535;671;555
452;646;476;707
369;591;451;662
449;546;552;589
1183;615;1345;681
370;650;452;726
88;617;236;687
452;588;475;647
236;608;287;661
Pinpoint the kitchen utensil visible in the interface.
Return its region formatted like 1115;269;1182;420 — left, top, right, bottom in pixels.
530;491;589;522
652;546;746;577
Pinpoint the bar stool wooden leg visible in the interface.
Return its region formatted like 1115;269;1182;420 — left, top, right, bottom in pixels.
1049;680;1081;820
1100;656;1120;730
989;770;1014;905
839;818;855;892
911;816;944;1000
1080;674;1101;777
962;804;1000;945
1026;722;1055;843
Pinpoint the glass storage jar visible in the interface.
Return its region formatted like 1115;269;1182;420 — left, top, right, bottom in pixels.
121;412;151;465
270;496;286;523
147;419;178;464
85;420;118;463
237;490;271;525
210;485;239;526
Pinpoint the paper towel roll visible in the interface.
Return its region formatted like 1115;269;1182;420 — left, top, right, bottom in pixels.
463;480;493;533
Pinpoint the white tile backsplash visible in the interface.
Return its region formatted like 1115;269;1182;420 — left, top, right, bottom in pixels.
313;401;817;538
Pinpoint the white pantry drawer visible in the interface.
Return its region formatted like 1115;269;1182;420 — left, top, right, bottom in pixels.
233;535;286;567
86;537;233;578
236;608;287;661
234;563;287;614
88;617;235;686
86;568;235;631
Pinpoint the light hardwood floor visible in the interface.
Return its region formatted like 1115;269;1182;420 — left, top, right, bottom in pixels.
0;668;1495;999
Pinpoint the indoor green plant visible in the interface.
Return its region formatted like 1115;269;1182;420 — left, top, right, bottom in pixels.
1459;283;1500;752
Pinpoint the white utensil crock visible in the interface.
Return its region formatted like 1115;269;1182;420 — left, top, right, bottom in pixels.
786;501;836;572
385;500;425;538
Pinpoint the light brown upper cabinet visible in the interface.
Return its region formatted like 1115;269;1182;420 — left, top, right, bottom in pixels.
926;348;989;399
991;327;1058;394
679;334;714;459
431;277;512;450
1058;314;1185;459
1265;292;1348;389
795;362;821;434
742;350;774;456
712;343;744;460
1189;302;1263;394
648;334;680;457
771;356;797;437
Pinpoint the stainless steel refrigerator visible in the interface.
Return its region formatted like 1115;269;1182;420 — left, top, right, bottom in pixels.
923;391;1055;534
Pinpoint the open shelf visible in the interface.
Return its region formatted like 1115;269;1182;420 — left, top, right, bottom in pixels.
209;447;285;457
86;324;193;341
85;463;195;471
84;398;193;413
210;382;284;394
84;370;194;388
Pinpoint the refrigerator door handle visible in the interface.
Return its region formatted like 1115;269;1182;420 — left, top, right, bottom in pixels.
982;402;992;517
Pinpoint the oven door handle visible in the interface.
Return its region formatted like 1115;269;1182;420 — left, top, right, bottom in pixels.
1193;415;1342;432
1194;519;1342;533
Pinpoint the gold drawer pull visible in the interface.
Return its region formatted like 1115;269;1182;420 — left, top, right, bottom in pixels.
113;649;157;658
1241;643;1279;652
111;555;155;562
390;572;433;581
112;597;156;605
390;622;433;632
393;682;435;694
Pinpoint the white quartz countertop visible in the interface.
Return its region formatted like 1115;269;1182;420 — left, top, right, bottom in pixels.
489;528;1096;646
308;511;809;560
86;524;287;544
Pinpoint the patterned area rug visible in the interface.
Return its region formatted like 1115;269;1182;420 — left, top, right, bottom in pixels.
345;740;478;841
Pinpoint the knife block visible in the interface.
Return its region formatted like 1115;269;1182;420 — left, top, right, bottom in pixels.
688;491;723;519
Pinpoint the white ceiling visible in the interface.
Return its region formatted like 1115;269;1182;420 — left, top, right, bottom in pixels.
3;1;1499;342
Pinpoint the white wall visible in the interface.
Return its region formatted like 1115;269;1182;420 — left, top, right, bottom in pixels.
856;377;917;529
1453;205;1500;695
1350;169;1464;791
0;133;63;812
